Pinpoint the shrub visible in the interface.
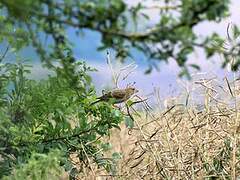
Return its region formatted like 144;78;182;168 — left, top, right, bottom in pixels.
0;59;125;178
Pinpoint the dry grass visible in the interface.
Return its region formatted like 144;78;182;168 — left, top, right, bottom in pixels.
68;48;240;179
73;74;240;180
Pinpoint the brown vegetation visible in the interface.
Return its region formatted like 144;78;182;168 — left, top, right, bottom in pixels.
73;75;240;179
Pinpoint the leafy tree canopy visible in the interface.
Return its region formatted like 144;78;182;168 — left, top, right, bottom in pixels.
0;0;237;76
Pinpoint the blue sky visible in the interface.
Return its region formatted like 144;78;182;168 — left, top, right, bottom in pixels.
70;0;240;99
1;0;240;102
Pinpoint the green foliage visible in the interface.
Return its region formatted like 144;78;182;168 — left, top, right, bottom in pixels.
204;25;240;71
2;150;64;180
0;0;234;73
124;116;134;129
203;138;232;179
0;59;125;178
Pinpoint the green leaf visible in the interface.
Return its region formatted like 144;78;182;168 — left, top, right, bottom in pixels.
125;116;134;128
111;123;121;130
189;64;200;71
233;25;240;39
126;99;134;107
101;142;112;151
112;152;122;160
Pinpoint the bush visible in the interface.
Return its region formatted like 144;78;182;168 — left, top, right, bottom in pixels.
0;59;125;178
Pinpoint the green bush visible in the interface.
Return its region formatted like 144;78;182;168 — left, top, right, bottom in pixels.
0;59;125;178
2;149;64;180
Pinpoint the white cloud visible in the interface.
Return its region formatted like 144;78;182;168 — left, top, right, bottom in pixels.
125;0;240;70
28;0;240;100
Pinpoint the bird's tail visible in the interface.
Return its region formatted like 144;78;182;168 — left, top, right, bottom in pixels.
90;99;102;106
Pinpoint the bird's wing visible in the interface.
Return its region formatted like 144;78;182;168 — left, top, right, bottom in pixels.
111;89;126;99
97;92;112;100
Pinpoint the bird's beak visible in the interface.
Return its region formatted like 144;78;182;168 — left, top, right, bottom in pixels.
135;89;139;93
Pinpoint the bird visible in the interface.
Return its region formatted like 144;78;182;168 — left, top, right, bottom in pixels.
91;87;138;105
